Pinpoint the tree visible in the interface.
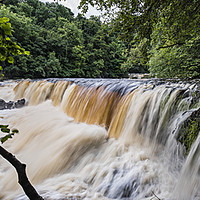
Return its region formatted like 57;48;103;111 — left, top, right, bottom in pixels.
75;15;127;78
1;0;128;79
0;16;29;76
122;38;149;73
149;35;200;78
147;3;200;78
44;51;62;77
79;0;200;43
1;0;129;79
79;0;200;78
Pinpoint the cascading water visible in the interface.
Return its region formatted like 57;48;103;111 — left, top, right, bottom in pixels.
0;79;200;200
174;133;200;200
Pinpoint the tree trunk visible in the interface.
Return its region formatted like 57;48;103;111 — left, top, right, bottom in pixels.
0;145;44;200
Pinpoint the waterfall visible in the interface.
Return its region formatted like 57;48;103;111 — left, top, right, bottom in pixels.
174;133;200;200
0;79;199;200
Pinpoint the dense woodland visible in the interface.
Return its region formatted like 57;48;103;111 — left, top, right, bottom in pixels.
79;0;200;79
0;0;200;79
0;0;128;79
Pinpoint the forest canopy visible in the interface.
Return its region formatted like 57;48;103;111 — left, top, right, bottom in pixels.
80;0;200;79
0;0;128;79
0;0;200;79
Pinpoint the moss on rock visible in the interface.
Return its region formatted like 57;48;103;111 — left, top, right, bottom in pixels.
179;108;200;155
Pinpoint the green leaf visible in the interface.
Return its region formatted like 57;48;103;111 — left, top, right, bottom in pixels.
1;23;12;35
24;51;30;55
0;134;14;144
12;129;19;133
0;17;9;24
0;125;9;129
1;136;9;144
1;128;10;133
8;56;14;63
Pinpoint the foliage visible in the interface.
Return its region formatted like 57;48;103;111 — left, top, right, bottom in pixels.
1;0;127;79
2;0;199;78
148;8;200;79
0;16;29;76
149;36;200;78
0;125;19;144
179;108;200;155
79;0;199;42
79;0;159;42
79;0;200;78
122;38;149;73
177;89;200;155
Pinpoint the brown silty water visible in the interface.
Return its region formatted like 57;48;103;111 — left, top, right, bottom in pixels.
0;79;199;200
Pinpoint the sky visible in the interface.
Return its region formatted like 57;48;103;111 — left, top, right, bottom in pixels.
40;0;100;17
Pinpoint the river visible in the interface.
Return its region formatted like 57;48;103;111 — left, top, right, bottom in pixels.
0;79;200;200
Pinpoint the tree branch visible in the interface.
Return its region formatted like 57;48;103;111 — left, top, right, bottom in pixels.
0;145;44;200
152;191;162;200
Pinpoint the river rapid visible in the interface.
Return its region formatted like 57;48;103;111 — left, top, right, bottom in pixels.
0;79;200;200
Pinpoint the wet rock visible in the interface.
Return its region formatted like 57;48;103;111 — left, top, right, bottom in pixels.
15;99;26;108
0;98;26;110
183;90;190;98
0;99;6;110
6;101;15;109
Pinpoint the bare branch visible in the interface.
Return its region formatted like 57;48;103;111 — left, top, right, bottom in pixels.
152;191;162;200
0;145;44;200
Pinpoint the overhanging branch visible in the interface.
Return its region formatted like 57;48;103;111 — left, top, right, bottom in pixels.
0;145;44;200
